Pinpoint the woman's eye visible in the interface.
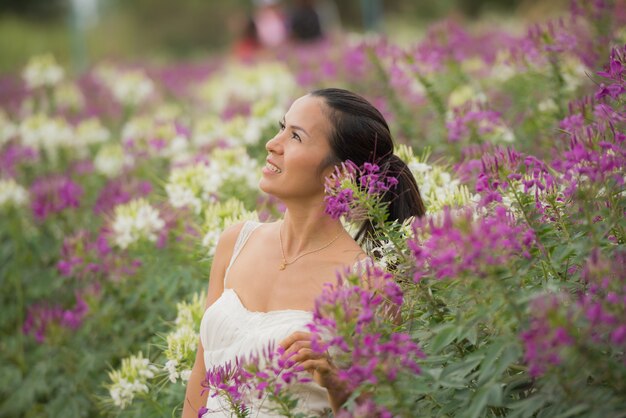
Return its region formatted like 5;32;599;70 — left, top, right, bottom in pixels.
278;121;285;131
291;132;301;142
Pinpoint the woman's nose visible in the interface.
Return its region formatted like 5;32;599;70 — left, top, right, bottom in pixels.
265;132;283;154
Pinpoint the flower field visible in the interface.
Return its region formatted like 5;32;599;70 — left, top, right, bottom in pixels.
1;1;625;417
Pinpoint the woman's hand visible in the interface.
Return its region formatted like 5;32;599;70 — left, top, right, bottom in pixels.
279;331;350;413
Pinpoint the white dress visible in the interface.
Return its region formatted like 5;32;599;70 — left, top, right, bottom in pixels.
200;221;331;417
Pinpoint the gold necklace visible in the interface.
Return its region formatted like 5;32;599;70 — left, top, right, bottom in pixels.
278;222;342;270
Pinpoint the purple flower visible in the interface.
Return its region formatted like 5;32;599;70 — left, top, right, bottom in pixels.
94;178;153;215
595;45;625;101
324;160;398;221
22;293;89;343
408;205;535;282
30;175;83;221
446;105;504;143
520;294;574;377
0;144;38;178
305;264;424;393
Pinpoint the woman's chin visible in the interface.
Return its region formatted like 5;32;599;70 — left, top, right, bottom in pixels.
258;178;275;195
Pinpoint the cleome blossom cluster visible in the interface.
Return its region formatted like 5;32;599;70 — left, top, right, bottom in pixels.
324;160;398;221
107;352;158;409
110;198;165;249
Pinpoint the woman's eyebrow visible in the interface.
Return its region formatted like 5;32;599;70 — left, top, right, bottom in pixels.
283;116;310;138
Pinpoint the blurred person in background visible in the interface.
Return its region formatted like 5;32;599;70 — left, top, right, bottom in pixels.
254;0;288;48
232;15;263;61
288;0;324;42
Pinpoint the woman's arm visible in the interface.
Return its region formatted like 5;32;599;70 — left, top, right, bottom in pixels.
181;222;245;418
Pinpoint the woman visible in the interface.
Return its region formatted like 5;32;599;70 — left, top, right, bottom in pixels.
182;88;425;417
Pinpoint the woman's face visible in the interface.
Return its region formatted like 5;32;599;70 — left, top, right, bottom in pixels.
259;94;335;200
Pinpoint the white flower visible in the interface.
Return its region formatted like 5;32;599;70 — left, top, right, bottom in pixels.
18;114;74;163
110;70;155;107
165;162;212;214
0;178;29;209
396;144;476;214
192;115;225;147
162;293;204;384
448;84;486;108
76;118;110;145
0;111;17;146
106;352;157;409
371;240;401;270
180;369;192;382
111;199;165;249
94;144;131;178
202;198;258;257
197;62;295;112
537;99;558;113
22;54;64;89
164;359;179;383
56;82;85;111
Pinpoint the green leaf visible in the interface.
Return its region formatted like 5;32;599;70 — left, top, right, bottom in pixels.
430;323;461;353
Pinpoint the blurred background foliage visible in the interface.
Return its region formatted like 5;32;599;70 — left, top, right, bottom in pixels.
0;0;569;74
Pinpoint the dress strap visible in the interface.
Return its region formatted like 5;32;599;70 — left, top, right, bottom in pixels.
223;221;262;287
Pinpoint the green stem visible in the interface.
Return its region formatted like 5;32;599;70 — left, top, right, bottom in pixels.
510;187;561;281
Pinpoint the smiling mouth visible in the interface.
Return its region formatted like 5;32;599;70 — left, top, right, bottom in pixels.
265;161;282;173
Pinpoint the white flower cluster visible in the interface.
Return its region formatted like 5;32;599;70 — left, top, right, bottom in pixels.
22;53;64;90
165;162;212;214
0;178;29;210
94;64;155;108
197;62;296;113
163;293;204;383
165;148;259;214
76;118;110;146
0;111;17;146
371;239;401;270
121;115;191;162
107;352;158;409
18;114;73;162
17;114;113;162
94;144;133;178
208;147;259;192
55;82;86;111
202;198;258;257
396;145;477;214
111;199;165;249
193;108;281;148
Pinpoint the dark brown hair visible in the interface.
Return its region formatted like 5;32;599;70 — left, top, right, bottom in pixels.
311;88;426;246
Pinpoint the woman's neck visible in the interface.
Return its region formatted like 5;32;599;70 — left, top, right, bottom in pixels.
281;201;345;255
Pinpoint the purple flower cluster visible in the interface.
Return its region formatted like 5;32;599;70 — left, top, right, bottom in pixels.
550;46;626;198
406;19;516;74
517;14;597;68
22;294;89;343
94;178;153;215
324;160;398;220
29;174;83;221
596;45;625;100
446;104;504;143
578;250;626;349
520;294;574;377
201;342;310;414
359;162;399;195
0;144;38;178
201;358;251;413
306;264;424;395
408;205;535;282
56;229;142;281
335;398;393;418
520;250;626;377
